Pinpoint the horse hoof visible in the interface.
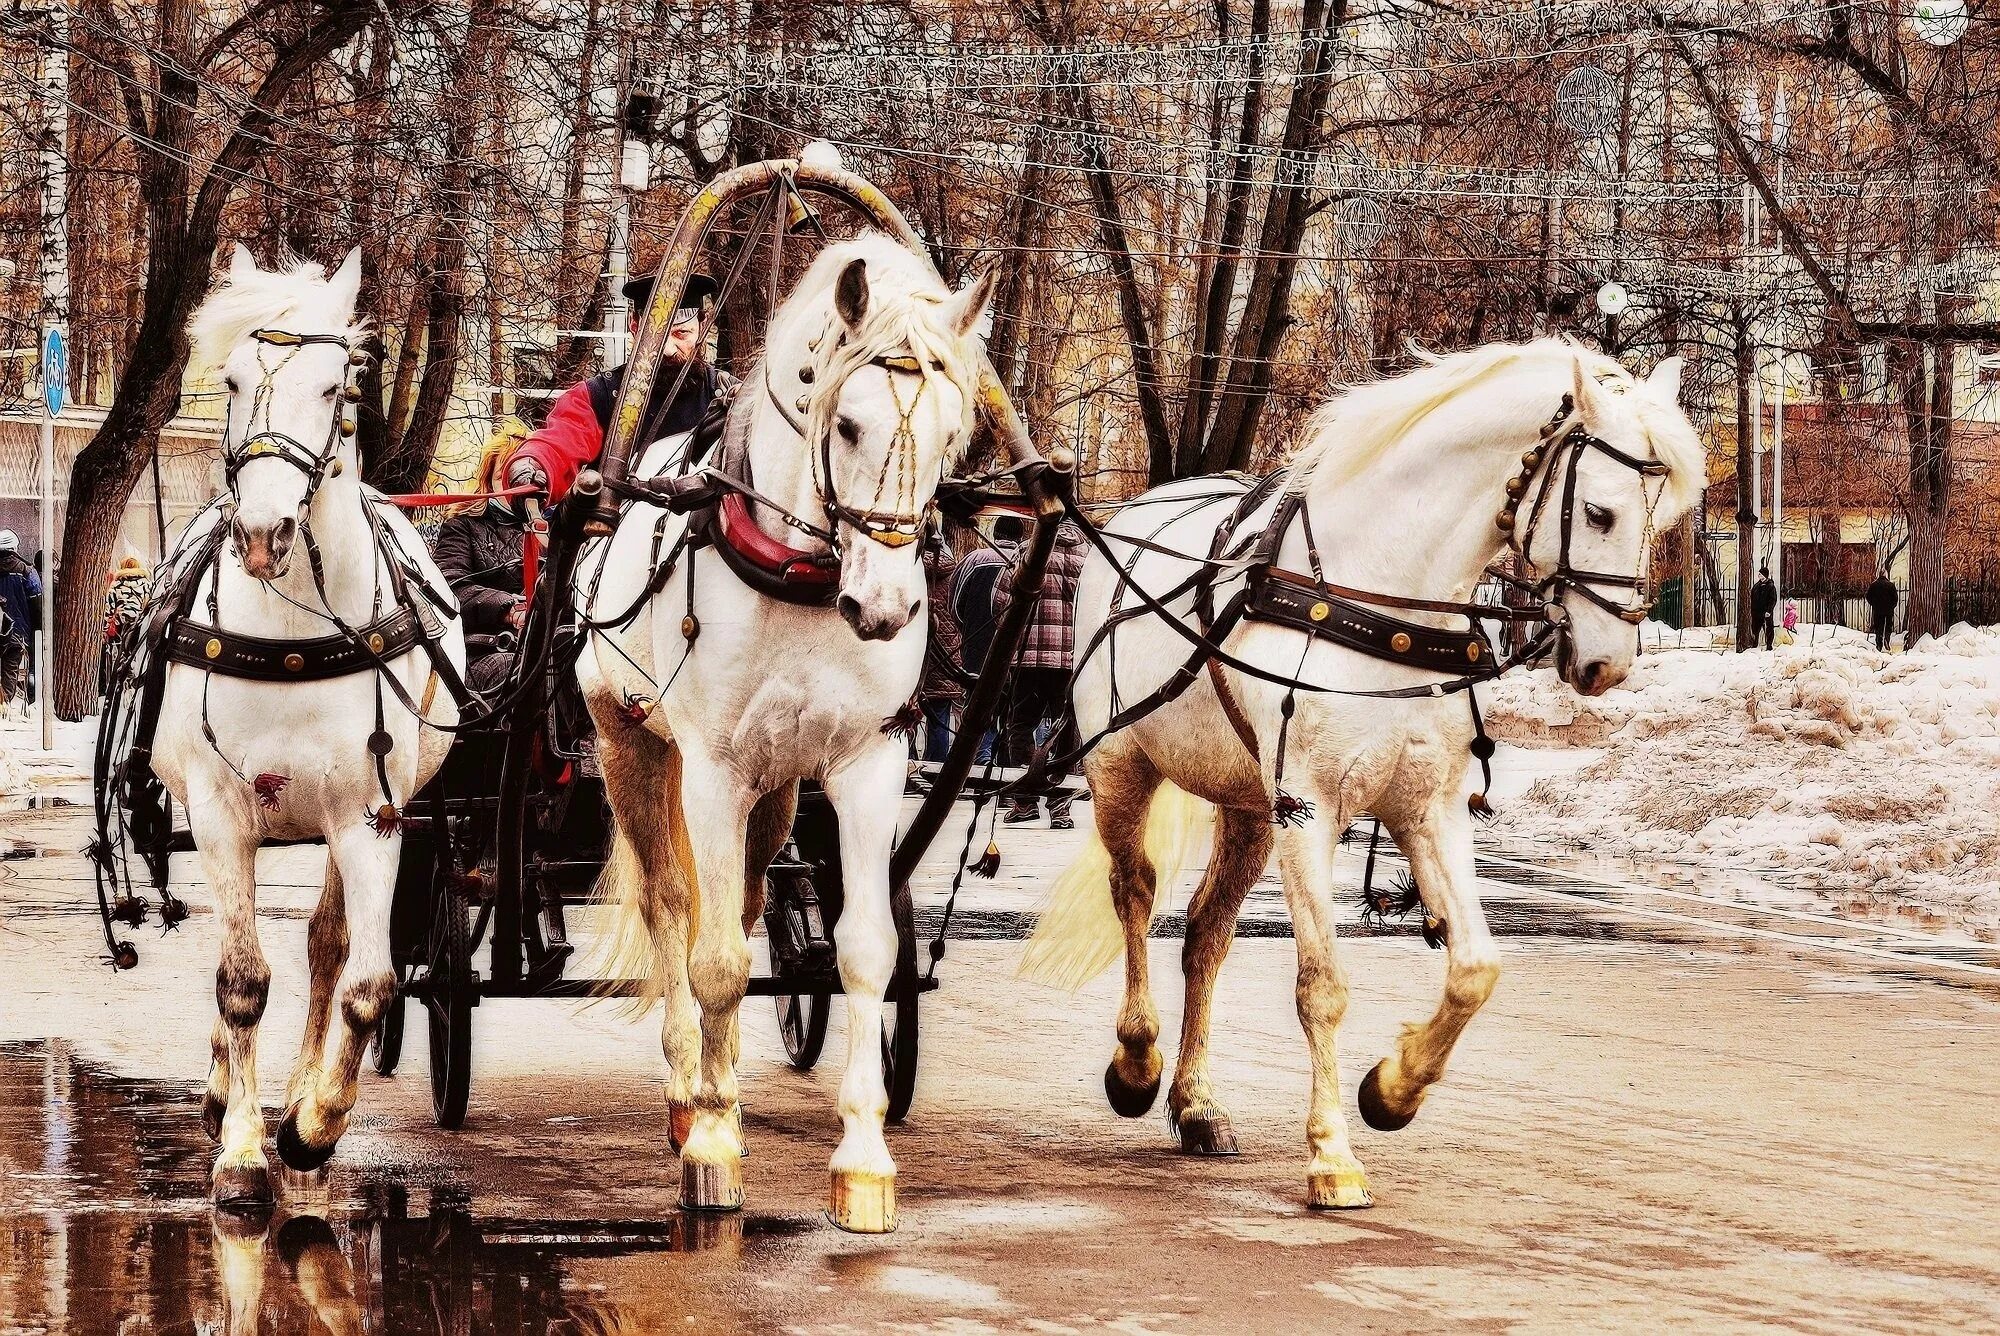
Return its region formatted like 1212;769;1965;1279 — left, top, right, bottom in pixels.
1104;1061;1161;1119
1174;1110;1239;1156
211;1163;275;1215
679;1157;743;1212
667;1101;696;1155
201;1092;227;1144
275;1108;337;1174
828;1169;897;1234
1358;1062;1417;1132
1307;1168;1374;1210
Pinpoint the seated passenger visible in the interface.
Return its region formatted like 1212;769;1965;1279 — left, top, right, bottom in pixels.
436;420;532;693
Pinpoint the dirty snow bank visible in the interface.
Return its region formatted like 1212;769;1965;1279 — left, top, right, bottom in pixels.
1483;624;2000;926
0;712;94;806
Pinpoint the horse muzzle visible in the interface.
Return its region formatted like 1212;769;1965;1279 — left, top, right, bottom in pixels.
231;515;298;580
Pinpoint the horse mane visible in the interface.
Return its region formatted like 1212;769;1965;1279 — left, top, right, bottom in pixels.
1286;337;1705;512
781;232;985;464
186;252;368;377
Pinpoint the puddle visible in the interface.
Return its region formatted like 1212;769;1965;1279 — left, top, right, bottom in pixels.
0;1040;818;1334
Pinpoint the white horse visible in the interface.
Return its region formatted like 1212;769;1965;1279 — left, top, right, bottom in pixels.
1023;340;1701;1208
580;233;995;1232
151;246;464;1209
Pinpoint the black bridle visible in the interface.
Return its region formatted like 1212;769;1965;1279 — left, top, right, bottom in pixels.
1500;391;1672;627
220;329;360;509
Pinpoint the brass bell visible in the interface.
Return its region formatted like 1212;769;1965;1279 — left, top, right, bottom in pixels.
344;383;362;402
1505;477;1526;497
1521;449;1543;468
1496;509;1517;532
340;413;357;436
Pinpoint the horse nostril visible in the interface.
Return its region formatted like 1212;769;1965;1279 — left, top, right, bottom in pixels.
272;517;297;550
837;594;862;626
908;599;921;618
229;518;250;553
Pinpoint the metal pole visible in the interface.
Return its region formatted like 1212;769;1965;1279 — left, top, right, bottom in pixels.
1772;321;1784;611
37;0;68;752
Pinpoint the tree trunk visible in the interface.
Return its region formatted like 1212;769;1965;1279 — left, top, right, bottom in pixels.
1733;306;1756;652
1902;338;1952;641
1175;0;1268;478
1203;0;1349;474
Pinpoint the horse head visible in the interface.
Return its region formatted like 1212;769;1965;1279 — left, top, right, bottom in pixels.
191;244;366;581
1517;355;1697;696
767;235;996;641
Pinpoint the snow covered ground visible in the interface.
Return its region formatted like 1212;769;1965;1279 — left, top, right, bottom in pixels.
0;710;92;809
1483;623;2000;930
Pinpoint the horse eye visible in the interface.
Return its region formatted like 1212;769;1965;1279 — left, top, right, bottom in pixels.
930;358;945;371
322;385;339;400
1584;502;1614;532
836;416;860;444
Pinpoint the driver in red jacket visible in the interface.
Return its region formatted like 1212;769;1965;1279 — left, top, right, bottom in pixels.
507;270;736;505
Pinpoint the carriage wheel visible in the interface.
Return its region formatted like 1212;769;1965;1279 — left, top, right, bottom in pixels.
370;969;406;1076
882;888;920;1126
424;884;474;1129
764;869;832;1070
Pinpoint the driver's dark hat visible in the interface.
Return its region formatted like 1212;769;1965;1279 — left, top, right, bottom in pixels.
621;270;718;313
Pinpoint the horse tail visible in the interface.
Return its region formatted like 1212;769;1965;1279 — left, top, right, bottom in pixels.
1018;782;1212;990
590;738;698;1016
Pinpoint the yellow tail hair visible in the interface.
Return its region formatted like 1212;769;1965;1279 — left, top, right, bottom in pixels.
1017;783;1213;991
588;742;698;1015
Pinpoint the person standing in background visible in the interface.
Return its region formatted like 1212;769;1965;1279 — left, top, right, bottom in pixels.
996;520;1088;829
1749;567;1777;651
1867;570;1899;652
0;532;41;717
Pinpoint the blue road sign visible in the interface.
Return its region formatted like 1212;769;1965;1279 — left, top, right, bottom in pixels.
41;327;65;417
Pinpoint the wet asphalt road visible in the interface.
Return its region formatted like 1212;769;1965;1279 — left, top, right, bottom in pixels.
1;792;1998;1334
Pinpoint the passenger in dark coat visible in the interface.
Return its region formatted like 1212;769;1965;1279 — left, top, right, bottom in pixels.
1749;567;1777;650
1867;571;1899;652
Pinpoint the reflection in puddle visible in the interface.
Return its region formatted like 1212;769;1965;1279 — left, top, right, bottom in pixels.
0;1041;815;1334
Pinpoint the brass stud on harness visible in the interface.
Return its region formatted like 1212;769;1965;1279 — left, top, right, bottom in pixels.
283;652;305;672
1390;631;1413;655
1309;602;1331;622
205;638;223;660
1467;641;1483;662
367;632;386;653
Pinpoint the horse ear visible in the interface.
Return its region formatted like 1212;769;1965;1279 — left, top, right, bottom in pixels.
227;243;259;282
328;246;363;316
1570;355;1617;430
1647;355;1684;405
834;258;869;331
944;262;999;339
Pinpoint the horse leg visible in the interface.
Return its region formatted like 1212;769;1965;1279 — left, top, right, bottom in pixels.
723;781;798;1158
277;823;400;1172
820;742;904;1233
674;747;753;1212
594;718;703;1153
1093;748;1167;1119
1361;793;1499;1132
287;859;348;1112
1274;784;1372;1209
1167;806;1272;1155
196;812;274;1212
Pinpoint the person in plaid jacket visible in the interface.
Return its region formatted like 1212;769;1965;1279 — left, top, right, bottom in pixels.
994;520;1088;827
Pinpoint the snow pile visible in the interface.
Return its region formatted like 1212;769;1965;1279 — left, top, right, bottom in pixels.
1484;625;2000;925
0;712;94;805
